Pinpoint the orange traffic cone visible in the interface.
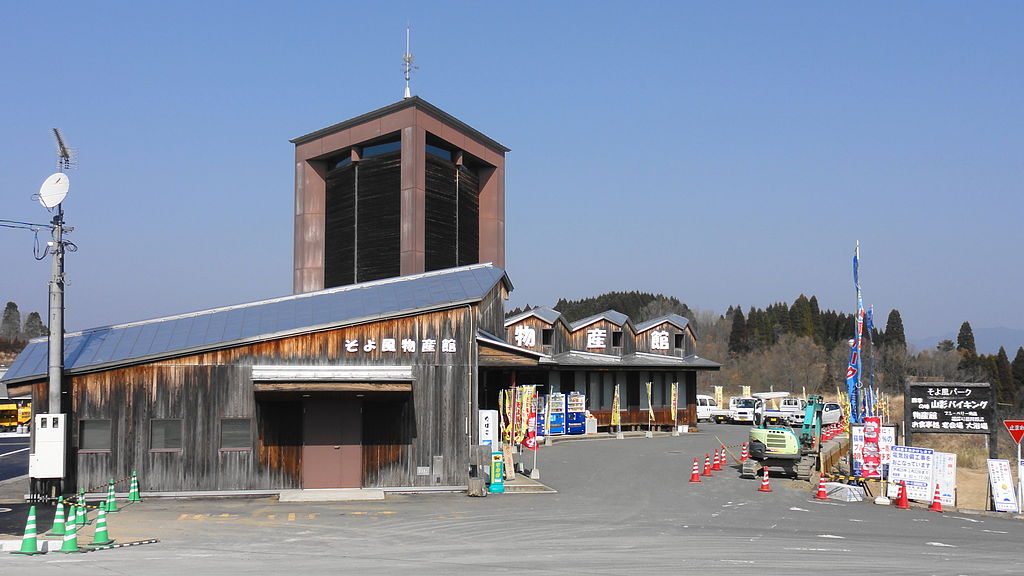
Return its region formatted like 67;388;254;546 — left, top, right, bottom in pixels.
721;444;728;465
702;454;712;476
929;484;943;513
758;465;772;492
689;458;701;483
896;480;910;509
712;449;722;471
740;442;748;462
815;475;828;500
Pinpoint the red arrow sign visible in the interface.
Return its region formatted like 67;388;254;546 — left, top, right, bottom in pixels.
1004;420;1024;444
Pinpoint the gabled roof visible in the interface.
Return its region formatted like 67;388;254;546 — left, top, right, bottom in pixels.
2;264;511;385
503;306;567;328
569;310;632;332
635;314;691;334
549;350;720;370
290;96;510;153
477;330;556;363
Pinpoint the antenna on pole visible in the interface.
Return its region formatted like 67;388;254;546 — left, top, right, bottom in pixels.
402;25;418;99
52;128;77;171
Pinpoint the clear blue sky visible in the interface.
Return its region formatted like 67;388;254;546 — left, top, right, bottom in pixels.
1;2;1021;351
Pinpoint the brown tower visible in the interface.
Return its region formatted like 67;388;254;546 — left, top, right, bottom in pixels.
291;97;508;293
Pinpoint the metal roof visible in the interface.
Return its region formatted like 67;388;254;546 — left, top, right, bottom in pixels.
634;314;691;333
503;306;565;328
2;264;510;385
549;351;720;370
476;330;555;362
569;310;631;331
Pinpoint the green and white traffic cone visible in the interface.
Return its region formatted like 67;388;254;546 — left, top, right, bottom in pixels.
10;505;45;555
106;479;118;513
76;491;88;527
55;506;81;554
88;502;114;547
128;471;142;503
46;501;67;536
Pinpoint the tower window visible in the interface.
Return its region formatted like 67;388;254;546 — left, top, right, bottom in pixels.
612;331;623;347
542;329;553;346
362;141;401;158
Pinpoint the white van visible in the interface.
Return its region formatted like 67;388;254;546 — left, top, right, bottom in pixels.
696;395;718;422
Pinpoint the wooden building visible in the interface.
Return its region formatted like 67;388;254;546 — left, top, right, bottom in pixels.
3;265;512;493
497;307;719;430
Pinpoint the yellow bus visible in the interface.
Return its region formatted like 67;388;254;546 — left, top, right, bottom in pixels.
0;400;31;431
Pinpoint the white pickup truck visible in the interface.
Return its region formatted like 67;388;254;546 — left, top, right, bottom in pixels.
710;396;758;424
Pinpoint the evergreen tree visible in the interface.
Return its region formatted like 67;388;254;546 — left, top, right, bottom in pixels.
883;309;906;349
1012;347;1024;408
996;347;1014;405
1;302;20;341
22;312;47;338
956;321;976;355
789;295;815;339
936;339;955;352
728;308;748;355
808;295;823;344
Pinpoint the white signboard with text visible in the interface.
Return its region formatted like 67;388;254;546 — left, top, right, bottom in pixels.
933;452;957;506
478;410;499;446
987;459;1018;512
887;445;934;501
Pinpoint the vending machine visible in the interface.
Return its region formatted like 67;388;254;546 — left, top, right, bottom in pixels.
566;392;587;435
546;393;566;435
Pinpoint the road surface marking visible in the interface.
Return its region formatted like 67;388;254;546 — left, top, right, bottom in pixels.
0;447;29;458
785;547;851;552
818;534;845;539
789;507;808;512
926;542;956;548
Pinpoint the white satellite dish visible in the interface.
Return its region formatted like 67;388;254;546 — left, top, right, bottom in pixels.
38;172;70;208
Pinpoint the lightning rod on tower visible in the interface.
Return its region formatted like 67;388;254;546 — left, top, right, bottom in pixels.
402;25;418;99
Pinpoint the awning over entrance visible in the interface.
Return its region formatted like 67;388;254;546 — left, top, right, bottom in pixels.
251;365;414;392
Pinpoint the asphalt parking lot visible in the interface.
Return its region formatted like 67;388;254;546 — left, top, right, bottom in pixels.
2;424;1023;575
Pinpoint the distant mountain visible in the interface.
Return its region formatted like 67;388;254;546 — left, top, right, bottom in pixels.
911;327;1024;355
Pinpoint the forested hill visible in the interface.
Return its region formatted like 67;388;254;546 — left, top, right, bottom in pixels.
509;292;870;353
507;292;692;325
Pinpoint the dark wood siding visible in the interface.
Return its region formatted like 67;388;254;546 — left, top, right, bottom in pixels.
567;320;636;355
635;322;696;356
504;317;569;356
67;304;480;492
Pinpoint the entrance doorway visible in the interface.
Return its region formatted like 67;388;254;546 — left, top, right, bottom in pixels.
302;397;362;488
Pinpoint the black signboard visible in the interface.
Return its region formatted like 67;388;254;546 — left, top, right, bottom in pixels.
905;382;992;435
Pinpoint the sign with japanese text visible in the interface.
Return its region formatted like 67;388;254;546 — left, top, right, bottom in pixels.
479;410;499;446
887;445;934;501
586;328;607;349
1003;420;1024;444
670;382;678;426
987;459;1018;512
934;452;957;506
340;334;458;355
851;425;897;476
611;385;621;427
513;325;536;348
906;383;992;434
651;330;670;350
861;417;882;479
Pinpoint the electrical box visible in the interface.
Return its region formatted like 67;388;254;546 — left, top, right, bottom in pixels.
29;413;66;479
